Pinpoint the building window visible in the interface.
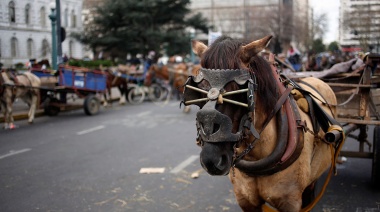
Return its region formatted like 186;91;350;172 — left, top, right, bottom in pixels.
71;10;76;28
11;37;18;57
41;39;50;58
25;4;30;24
9;1;16;23
27;39;34;58
40;7;46;27
69;40;74;57
64;8;68;27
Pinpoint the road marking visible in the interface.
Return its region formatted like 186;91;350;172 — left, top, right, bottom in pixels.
170;155;199;174
137;111;152;117
77;125;105;135
0;148;31;160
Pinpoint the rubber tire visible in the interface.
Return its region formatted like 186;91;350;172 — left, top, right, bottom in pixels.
127;86;145;104
44;97;60;116
372;125;380;189
148;83;164;102
84;94;100;116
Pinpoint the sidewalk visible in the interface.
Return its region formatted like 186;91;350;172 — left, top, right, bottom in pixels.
0;88;122;123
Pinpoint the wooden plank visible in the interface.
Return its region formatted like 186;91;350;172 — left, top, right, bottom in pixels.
336;118;380;125
336;108;360;117
326;82;373;88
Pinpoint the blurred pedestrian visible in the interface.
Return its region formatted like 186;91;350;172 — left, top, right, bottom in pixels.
287;45;301;72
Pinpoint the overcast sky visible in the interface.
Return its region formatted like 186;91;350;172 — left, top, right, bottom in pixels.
310;0;340;44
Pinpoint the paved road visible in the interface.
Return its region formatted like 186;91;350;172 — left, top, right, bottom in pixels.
0;101;379;211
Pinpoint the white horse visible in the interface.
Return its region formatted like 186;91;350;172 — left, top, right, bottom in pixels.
0;70;41;129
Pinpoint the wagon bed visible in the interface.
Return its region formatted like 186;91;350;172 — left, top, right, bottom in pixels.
31;65;107;116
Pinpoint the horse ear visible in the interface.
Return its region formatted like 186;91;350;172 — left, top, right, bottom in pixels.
192;40;208;57
240;35;273;64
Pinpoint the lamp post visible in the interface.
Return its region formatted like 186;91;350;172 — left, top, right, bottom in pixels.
55;0;62;65
189;28;195;63
49;2;58;70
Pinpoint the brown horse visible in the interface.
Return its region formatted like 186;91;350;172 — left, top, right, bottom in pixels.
102;68;128;106
183;35;343;211
0;70;41;129
146;63;200;95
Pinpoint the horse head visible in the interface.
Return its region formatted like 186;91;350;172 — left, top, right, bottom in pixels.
183;35;278;176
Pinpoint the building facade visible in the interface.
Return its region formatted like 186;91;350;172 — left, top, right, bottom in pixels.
189;0;310;53
339;0;380;53
0;0;85;68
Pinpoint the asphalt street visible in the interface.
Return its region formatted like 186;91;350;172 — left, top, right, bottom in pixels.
0;100;379;212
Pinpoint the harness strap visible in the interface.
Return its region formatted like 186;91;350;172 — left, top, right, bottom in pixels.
235;54;304;176
298;80;335;115
236;87;292;161
297;84;340;132
248;95;304;176
258;87;293;134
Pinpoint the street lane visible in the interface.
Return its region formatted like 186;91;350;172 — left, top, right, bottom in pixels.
0;102;239;212
0;101;379;211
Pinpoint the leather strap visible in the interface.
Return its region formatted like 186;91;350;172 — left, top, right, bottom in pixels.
259;86;293;134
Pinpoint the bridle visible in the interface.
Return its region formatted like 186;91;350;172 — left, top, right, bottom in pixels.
182;66;305;175
182;68;260;147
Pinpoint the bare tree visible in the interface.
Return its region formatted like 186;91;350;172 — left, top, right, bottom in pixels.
197;1;313;53
312;12;328;40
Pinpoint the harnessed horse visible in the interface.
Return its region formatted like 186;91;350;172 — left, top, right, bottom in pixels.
102;68;128;106
182;35;345;211
0;70;41;129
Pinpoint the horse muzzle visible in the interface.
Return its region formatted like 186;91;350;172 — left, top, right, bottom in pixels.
196;106;239;175
200;142;234;176
196;107;241;143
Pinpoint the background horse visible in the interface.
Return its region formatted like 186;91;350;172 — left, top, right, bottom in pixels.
147;63;200;112
146;63;200;98
184;35;341;211
102;68;128;106
0;70;41;129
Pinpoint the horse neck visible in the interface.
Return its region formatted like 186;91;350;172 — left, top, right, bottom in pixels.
0;72;5;84
0;72;11;84
239;95;280;160
253;96;274;132
155;66;169;79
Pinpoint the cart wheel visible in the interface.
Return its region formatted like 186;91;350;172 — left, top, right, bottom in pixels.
127;86;145;104
84;94;100;115
148;83;164;102
125;86;135;103
44;97;60;116
372;125;380;189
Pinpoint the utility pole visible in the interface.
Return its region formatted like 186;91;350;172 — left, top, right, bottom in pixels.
56;0;62;65
49;5;58;70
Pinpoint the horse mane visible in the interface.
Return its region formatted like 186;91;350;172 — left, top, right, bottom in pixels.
200;36;278;115
248;56;278;115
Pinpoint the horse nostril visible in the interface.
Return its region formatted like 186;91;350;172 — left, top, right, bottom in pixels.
216;154;228;170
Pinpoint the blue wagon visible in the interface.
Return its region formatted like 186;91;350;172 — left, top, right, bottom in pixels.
31;65;107;116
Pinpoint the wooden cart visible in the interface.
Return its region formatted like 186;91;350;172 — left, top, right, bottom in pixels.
277;54;380;189
31;65;107;116
287;54;380;189
310;53;380;188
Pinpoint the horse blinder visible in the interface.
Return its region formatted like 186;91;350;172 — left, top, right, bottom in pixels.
183;68;258;144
